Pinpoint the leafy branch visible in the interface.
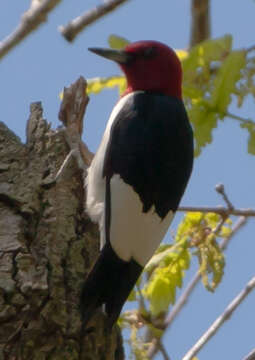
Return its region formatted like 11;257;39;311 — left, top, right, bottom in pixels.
146;216;246;359
144;184;250;358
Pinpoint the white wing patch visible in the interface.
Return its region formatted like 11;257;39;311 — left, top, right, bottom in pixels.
109;174;174;267
86;93;135;248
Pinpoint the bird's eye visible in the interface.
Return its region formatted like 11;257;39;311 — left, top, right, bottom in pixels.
143;47;157;58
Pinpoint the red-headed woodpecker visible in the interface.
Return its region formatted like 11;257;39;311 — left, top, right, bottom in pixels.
81;40;193;328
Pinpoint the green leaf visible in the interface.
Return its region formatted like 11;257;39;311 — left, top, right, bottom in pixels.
240;122;255;155
143;269;172;316
108;34;130;49
248;127;255;155
198;233;225;292
180;248;191;270
182;36;248;157
210;50;246;116
175;212;228;291
205;212;221;229
188;105;218;157
183;35;232;78
143;246;190;316
182;85;204;100
175;49;189;61
87;76;126;95
145;245;173;272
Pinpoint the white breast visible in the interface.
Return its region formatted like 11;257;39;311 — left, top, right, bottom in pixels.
109;174;174;266
86;93;136;246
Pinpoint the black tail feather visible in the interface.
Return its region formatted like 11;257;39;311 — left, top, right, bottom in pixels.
80;243;142;328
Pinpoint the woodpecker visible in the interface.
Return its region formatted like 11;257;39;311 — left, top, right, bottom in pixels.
81;40;193;328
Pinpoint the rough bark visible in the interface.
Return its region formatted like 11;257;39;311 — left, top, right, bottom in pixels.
0;101;123;359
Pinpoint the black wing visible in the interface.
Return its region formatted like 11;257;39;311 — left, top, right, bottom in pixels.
103;92;193;219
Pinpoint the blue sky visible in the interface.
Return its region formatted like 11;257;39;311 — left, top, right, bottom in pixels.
1;1;255;359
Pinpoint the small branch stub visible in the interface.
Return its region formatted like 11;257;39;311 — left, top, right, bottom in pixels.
59;76;89;135
215;183;234;210
58;76;94;176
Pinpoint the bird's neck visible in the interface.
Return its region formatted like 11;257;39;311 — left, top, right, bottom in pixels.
121;84;182;99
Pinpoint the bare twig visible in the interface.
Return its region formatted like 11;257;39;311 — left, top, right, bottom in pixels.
182;275;255;360
246;44;255;53
215;183;234;210
163;272;200;333
136;282;147;314
59;0;131;42
190;0;211;47
159;342;171;360
227;112;255;126
146;216;246;358
178;206;255;217
242;348;255;360
0;0;62;60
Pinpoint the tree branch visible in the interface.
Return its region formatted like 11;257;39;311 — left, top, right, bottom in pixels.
178;206;255;217
227;112;255;126
246;44;255;53
182;275;255;360
159;342;171;360
179;183;255;217
147;216;246;359
190;0;211;47
0;0;62;60
146;182;245;359
59;0;131;42
242;348;255;360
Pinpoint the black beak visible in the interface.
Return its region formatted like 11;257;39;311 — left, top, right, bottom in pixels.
88;47;132;64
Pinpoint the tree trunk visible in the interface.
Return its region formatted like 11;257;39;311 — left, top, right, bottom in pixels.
0;102;123;359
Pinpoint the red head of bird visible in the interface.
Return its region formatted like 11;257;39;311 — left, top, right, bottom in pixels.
89;40;182;99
